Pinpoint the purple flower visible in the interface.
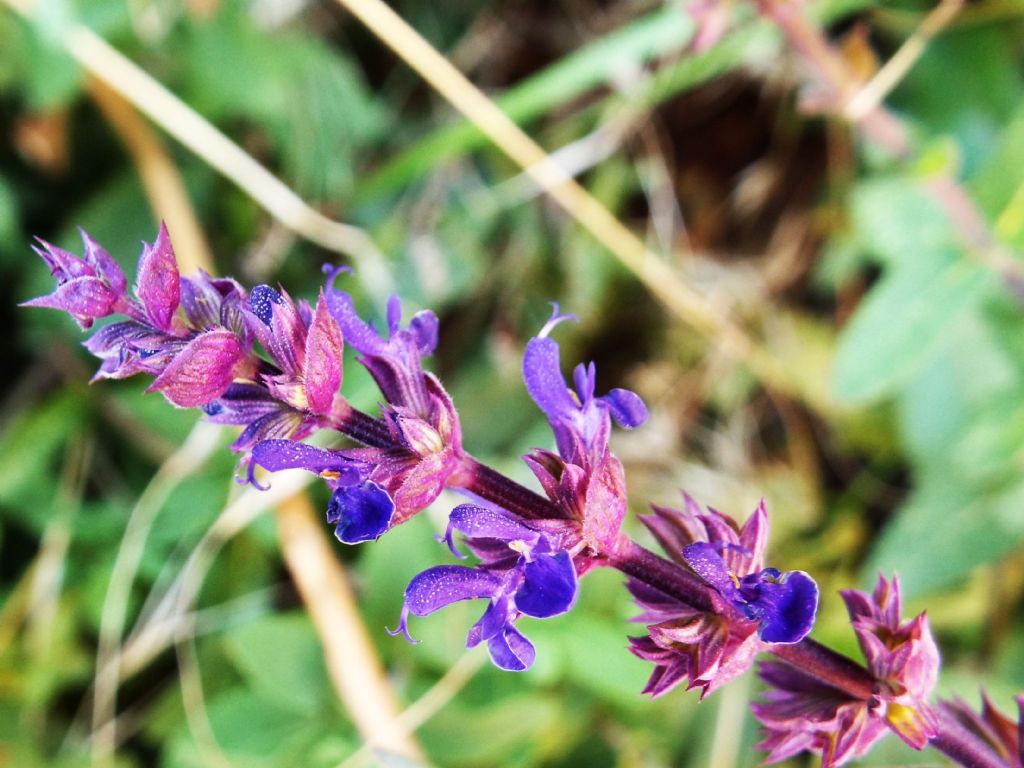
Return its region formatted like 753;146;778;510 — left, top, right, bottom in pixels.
683;543;817;644
391;504;578;671
248;439;395;544
324;268;438;417
520;306;647;553
753;574;939;766
247;372;466;541
24;225;262;409
22;228;130;328
628;497;817;698
522;305;646;467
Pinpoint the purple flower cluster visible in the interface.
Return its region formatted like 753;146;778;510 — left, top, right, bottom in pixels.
754;574;939;766
26;223;1021;768
628;496;817;698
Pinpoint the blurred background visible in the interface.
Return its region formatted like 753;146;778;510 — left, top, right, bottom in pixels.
2;0;1024;765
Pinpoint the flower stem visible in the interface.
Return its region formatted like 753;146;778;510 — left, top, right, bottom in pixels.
330;402;399;449
607;538;714;611
459;457;561;521
768;639;877;700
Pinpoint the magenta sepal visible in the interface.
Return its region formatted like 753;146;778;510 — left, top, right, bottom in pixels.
146;329;246;407
135;222;181;333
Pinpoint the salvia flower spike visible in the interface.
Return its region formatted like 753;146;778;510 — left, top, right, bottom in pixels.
23;224;1024;768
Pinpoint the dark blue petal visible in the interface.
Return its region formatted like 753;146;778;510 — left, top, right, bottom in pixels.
403;565;502;617
328;481;396;544
249;285;282;326
515;551;578;618
487;626;536;671
603;388;648;429
466;591;514;646
751;570;819;644
251;439;355;475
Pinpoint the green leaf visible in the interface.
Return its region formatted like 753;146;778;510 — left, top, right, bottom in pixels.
848;178;957;267
163;688;319;768
971;103;1024;249
833;258;990;404
221;613;331;716
891;25;1023;174
419;694;570;766
897;310;1015;465
178;8;384;203
864;465;1024;599
0;391;86;526
4;10;82;110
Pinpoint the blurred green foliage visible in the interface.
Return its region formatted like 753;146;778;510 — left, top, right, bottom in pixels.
2;0;1024;766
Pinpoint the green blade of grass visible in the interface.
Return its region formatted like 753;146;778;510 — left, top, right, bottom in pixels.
358;4;697;199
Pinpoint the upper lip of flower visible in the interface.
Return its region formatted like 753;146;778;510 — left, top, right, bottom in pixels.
522;303;648;467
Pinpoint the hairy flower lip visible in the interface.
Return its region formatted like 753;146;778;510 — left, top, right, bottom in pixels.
392;504;579;672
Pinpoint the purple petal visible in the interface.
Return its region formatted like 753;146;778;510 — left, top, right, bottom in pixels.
80;229;127;294
738;500;770;573
683;543;739;599
23;277;120;327
515;551;577;618
136;223;181;332
250;439;356;475
249;286;307;376
602;388;648;429
386;294;402;335
580;452;627;552
220;290;250;340
179;271;224;329
323;283;387;356
448;504;540;544
32;238;92;282
390;451;455;518
750;570;819;644
487;626;536;672
408;310;439;355
303;292;344;415
328;481;396;544
83;321;157;359
146;329;244;407
403;565;502;616
231;410;304;452
522;336;577;427
201;383;280;424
